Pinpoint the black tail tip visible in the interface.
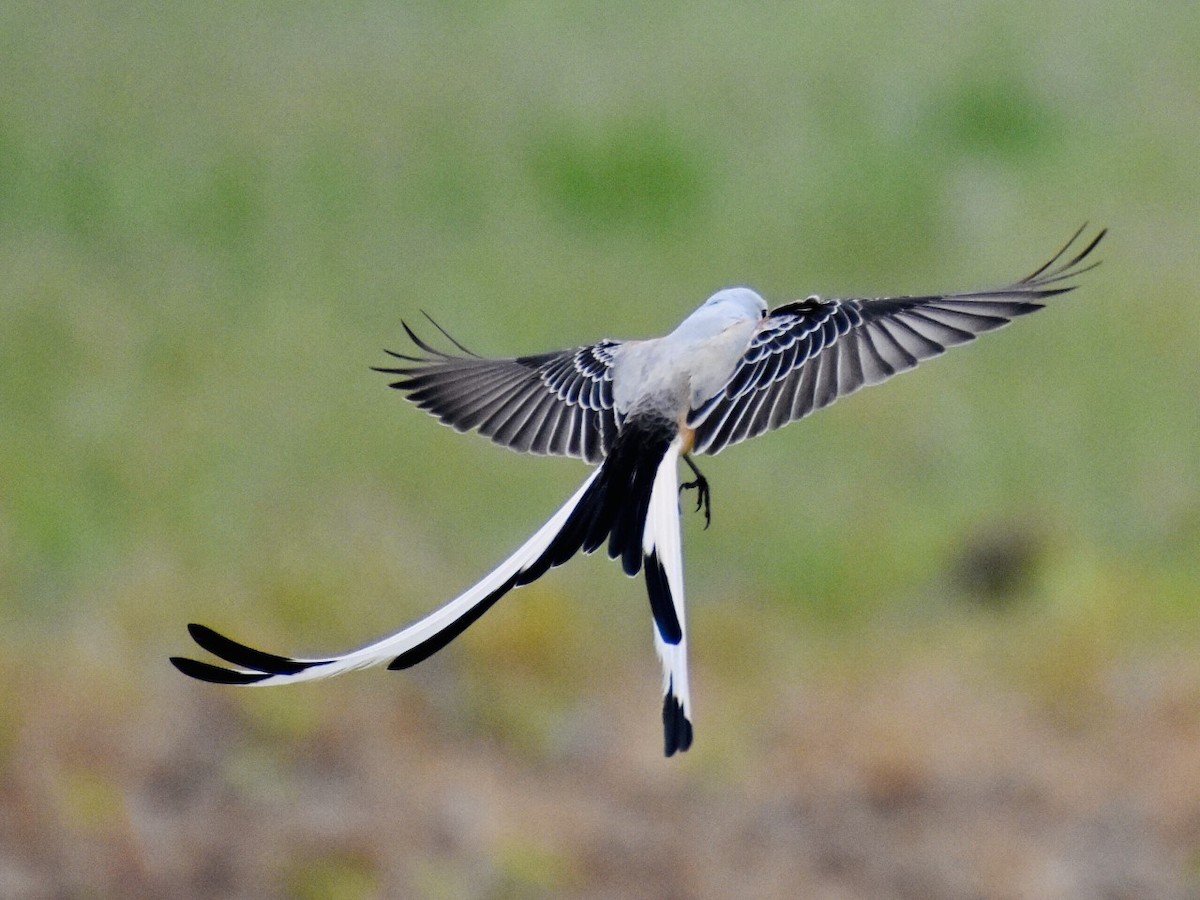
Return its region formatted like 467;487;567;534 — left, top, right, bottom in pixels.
184;622;318;676
170;655;272;685
663;693;694;757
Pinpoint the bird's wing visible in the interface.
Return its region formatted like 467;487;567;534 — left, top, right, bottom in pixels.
687;226;1106;455
374;318;622;465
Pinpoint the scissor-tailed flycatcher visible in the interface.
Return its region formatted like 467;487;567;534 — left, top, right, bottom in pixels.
173;227;1104;756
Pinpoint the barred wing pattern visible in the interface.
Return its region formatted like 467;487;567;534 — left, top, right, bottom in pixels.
375;322;622;465
689;227;1105;455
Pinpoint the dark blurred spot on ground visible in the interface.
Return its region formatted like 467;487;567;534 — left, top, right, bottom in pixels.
951;522;1043;609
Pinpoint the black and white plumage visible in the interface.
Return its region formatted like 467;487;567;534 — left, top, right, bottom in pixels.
393;330;623;465
172;226;1105;757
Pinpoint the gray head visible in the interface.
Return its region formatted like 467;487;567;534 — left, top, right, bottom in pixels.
668;286;768;345
700;287;768;321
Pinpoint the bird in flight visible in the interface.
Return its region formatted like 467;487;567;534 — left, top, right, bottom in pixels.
172;226;1105;756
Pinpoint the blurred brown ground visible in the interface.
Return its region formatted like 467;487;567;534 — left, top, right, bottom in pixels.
4;639;1198;899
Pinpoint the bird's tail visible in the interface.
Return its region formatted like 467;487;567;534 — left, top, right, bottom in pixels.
553;413;677;577
169;466;607;686
560;414;694;753
641;437;693;755
170;415;684;694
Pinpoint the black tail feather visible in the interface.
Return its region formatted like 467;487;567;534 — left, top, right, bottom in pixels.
643;550;683;645
663;680;693;756
388;415;676;671
186;623;324;676
591;415;675;575
170;655;274;684
388;571;520;670
525;413;674;581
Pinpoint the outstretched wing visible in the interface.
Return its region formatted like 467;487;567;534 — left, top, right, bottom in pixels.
688;226;1106;455
374;319;622;465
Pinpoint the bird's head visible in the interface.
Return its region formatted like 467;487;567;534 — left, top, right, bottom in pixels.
701;287;768;322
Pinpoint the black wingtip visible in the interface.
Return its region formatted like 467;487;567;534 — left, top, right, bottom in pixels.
420;311;482;358
1020;225;1107;288
382;346;425;361
170;655;272;685
663;689;694;757
368;364;418;390
186;623;320;676
401;320;452;359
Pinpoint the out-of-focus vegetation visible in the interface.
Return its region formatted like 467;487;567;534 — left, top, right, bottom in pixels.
1;2;1198;897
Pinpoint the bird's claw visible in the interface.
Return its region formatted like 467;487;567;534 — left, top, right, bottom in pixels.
679;475;712;529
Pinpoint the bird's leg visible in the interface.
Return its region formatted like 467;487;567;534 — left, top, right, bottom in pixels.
679;453;712;529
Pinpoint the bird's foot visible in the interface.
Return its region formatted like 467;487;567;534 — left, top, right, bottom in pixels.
680;455;712;529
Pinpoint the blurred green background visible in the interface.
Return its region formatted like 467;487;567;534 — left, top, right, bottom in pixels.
2;2;1198;897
